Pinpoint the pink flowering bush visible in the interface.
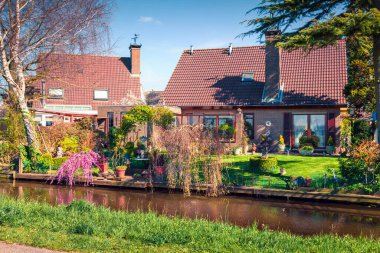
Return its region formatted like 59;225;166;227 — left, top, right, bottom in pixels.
54;151;100;186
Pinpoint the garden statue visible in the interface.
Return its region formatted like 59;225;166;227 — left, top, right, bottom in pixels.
56;146;63;157
280;167;286;176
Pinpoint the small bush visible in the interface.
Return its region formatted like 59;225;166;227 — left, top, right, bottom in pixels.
59;136;79;153
35;153;53;173
249;157;278;173
52;156;69;170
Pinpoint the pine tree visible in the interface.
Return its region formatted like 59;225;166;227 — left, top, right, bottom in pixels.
242;0;380;142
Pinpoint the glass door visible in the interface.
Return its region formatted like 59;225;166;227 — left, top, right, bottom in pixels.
293;114;326;147
310;115;326;147
293;115;308;147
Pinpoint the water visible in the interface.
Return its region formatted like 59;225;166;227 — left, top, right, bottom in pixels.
0;179;379;238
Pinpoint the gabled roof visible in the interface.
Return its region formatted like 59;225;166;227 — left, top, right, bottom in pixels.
35;53;141;108
162;40;347;107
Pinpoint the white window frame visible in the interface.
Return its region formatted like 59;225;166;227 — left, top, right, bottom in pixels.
48;88;64;99
241;72;254;82
94;89;109;100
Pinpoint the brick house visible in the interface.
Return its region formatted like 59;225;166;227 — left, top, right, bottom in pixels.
162;30;348;150
33;44;143;128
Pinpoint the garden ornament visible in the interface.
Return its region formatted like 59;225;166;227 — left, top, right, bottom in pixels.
56;146;63;157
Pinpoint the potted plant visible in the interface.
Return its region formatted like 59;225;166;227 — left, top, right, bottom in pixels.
278;135;285;152
98;154;109;173
326;136;335;155
115;165;127;178
299;145;314;156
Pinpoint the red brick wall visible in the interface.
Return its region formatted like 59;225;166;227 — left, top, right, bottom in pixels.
180;107;344;149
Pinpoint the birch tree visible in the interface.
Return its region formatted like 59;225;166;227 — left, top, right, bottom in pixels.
0;0;110;151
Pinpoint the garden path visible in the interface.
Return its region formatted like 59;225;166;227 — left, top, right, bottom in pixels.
0;242;68;253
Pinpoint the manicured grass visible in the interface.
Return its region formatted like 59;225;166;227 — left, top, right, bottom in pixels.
223;154;340;189
0;197;378;253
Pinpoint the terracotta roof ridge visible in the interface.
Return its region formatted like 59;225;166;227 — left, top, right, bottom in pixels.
183;45;263;52
42;52;129;59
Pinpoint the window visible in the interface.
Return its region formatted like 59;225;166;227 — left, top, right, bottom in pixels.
203;116;217;137
219;116;235;141
244;114;254;139
94;89;108;100
241;72;254;82
187;115;199;126
107;112;114;128
48;88;64;99
293;114;326;147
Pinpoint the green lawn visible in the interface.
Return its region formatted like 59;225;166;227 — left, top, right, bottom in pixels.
0;197;377;253
222;154;340;189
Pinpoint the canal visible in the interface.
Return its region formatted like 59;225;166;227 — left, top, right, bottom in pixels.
0;179;379;238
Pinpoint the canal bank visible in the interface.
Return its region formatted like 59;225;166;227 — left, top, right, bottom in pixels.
0;196;378;253
6;172;380;206
0;179;379;237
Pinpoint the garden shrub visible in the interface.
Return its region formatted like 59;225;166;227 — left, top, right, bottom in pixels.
352;120;373;146
59;136;79;153
249;156;278;173
131;158;150;170
52;156;69;170
35;153;53;173
339;140;380;193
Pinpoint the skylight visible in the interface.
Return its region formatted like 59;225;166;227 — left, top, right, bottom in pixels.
241;72;254;82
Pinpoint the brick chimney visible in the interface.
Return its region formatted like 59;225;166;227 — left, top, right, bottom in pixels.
262;28;282;102
129;44;141;76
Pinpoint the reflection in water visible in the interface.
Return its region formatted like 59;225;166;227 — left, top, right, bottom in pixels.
0;180;379;237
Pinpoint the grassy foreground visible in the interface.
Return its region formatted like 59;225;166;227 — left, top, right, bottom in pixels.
0;197;378;253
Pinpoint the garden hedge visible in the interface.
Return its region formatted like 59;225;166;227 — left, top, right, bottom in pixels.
249;157;278;173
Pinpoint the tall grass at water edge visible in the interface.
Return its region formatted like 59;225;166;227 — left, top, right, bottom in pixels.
0;197;378;253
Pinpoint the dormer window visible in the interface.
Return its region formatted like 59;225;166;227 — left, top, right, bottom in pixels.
241;72;254;82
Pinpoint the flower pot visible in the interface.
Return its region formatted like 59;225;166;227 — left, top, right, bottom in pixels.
299;148;314;156
326;145;334;155
98;162;109;173
116;166;127;178
278;144;286;152
233;147;242;155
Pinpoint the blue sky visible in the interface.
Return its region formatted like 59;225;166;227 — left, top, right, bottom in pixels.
110;0;262;91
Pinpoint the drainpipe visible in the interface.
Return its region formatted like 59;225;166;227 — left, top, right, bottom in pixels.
41;79;46;108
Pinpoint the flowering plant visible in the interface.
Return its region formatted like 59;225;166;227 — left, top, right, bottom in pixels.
54;151;100;186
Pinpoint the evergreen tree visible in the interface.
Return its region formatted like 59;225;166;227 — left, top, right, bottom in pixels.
242;0;380;142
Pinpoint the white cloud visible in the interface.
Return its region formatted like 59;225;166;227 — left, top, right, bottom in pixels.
138;16;162;25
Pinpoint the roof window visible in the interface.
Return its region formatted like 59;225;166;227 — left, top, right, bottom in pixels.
241;72;254;82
